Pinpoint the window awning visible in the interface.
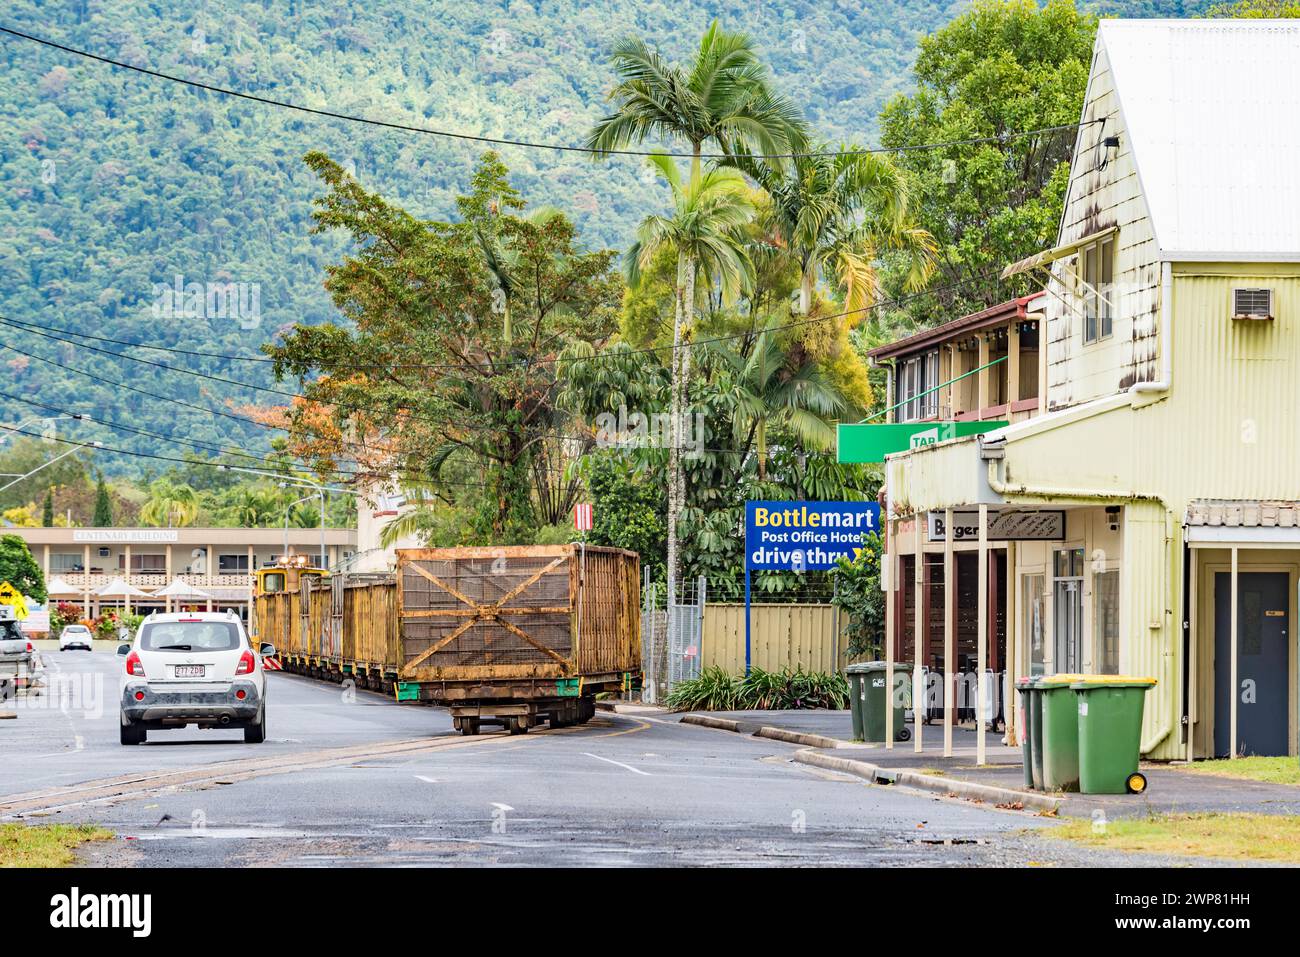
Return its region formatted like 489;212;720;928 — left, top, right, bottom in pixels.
1001;227;1118;279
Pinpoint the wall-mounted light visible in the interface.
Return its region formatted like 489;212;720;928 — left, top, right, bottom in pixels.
1100;134;1121;170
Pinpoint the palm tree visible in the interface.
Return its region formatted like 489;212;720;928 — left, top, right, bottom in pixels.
734;146;937;317
626;154;755;608
588;21;804;621
708;328;850;480
587;21;806;187
139;479;200;528
475;205;565;344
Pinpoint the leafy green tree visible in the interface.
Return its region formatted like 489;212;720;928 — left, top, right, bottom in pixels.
878;0;1097;321
41;487;54;527
581;452;668;581
830;533;886;659
139;479;200;528
707;328;850;480
267;151;621;538
1206;0;1300;13
0;533;46;602
732;146;935;316
92;473;113;527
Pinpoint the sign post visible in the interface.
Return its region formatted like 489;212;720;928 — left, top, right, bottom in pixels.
743;501;881;674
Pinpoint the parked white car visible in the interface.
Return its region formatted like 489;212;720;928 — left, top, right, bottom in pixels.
118;611;274;746
0;612;32;670
59;623;94;651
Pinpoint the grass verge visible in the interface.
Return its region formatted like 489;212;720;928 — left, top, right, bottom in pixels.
0;823;113;867
1178;756;1300;785
1051;812;1300;862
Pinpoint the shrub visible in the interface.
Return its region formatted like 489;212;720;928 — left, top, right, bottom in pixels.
666;665;849;712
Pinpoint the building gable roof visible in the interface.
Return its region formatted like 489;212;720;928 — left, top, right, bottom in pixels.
1099;19;1300;261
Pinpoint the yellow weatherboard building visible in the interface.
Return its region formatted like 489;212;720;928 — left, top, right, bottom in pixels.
880;20;1300;762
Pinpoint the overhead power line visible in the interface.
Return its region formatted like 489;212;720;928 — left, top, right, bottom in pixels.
0;25;1097;161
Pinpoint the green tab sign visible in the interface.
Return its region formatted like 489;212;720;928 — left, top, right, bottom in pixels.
836;421;1009;463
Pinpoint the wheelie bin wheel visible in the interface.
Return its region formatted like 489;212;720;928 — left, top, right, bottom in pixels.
897;727;911;742
1125;771;1147;794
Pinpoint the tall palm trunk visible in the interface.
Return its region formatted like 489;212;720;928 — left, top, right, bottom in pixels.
665;142;704;669
665;252;686;629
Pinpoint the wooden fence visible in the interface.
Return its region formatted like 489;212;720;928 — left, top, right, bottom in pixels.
700;603;852;675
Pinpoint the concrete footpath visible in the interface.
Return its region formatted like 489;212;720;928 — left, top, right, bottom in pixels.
671;707;1300;820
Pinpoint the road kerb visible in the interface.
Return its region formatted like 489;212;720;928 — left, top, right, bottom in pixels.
755;726;857;750
790;749;1061;813
679;714;743;733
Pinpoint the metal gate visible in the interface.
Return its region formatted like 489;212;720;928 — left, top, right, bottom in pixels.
640;569;704;703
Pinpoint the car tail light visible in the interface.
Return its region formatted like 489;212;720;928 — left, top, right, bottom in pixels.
235;689;247;700
26;642;33;652
235;650;255;675
134;691;145;701
125;650;146;677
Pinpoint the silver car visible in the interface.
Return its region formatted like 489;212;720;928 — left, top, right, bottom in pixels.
0;616;31;668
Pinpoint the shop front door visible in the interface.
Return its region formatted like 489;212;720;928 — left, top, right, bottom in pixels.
1214;572;1289;757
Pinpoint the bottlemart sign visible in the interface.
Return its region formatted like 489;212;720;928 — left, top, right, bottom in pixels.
836;421;1008;463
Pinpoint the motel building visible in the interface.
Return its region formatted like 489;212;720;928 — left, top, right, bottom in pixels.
876;19;1300;761
8;525;357;622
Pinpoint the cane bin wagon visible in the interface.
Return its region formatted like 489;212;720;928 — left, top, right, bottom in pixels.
394;545;640;734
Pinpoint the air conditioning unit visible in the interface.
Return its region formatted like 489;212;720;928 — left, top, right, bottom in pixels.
1232;287;1273;321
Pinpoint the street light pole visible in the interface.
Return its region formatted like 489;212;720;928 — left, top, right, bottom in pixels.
0;440;102;494
282;494;314;561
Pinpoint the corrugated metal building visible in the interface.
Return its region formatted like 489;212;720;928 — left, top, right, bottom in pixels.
882;19;1300;760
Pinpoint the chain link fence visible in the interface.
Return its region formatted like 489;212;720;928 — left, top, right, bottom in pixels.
639;569;704;704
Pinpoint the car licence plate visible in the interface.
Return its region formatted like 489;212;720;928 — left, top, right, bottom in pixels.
174;665;205;678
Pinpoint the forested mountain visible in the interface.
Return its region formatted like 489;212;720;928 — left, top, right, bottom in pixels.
0;0;1210;474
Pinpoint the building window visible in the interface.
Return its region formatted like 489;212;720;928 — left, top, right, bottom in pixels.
1024;574;1046;676
897;350;940;422
218;554;250;575
119;553;165;573
1053;548;1085;673
1080;236;1115;344
51;552;83;573
1093;569;1120;674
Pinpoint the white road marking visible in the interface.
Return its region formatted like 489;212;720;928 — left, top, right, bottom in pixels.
414;775;439;783
491;802;514;812
582;752;652;776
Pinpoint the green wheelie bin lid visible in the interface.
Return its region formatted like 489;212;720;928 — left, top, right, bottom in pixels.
1069;675;1157;689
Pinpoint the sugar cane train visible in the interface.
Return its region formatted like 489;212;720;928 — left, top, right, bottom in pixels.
251;545;641;734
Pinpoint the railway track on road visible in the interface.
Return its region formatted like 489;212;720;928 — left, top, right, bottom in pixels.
1;716;637;818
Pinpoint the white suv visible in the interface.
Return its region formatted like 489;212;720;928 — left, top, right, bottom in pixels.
118;611;274;745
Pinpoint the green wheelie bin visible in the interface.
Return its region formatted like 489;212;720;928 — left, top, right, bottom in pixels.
1071;676;1157;794
1016;676;1046;790
1014;677;1038;789
1038;674;1087;791
862;661;912;743
845;663;872;741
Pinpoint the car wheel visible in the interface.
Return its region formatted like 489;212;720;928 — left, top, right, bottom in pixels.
244;707;266;744
120;721;145;745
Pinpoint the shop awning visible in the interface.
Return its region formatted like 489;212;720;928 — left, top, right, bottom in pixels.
1185;499;1300;545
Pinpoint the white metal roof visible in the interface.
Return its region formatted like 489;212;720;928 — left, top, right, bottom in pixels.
1100;19;1300;261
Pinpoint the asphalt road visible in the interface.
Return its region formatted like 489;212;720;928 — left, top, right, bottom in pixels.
2;650;1190;867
